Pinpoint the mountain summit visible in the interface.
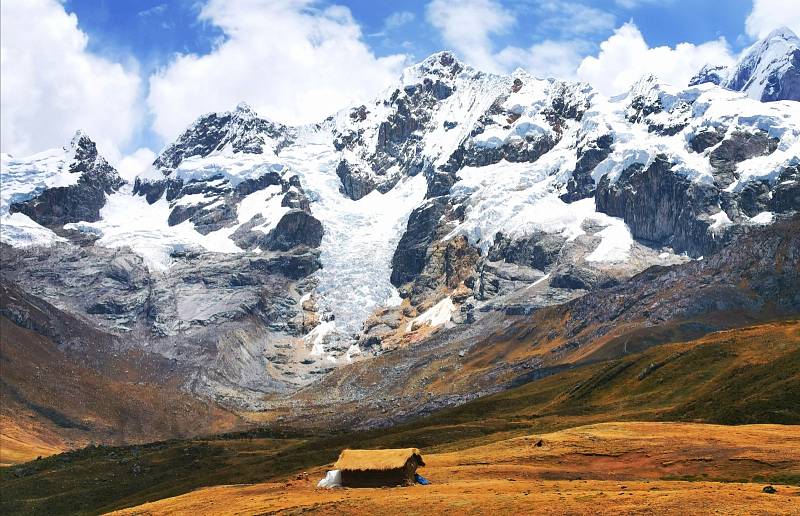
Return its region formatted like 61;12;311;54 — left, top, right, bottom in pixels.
691;26;800;101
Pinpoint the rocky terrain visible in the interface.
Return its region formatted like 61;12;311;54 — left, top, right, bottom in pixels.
0;28;798;443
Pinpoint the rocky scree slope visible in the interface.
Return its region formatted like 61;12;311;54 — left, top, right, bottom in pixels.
1;32;799;411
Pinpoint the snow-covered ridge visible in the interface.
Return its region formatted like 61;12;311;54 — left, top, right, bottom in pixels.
3;38;799;364
691;26;800;102
0;130;112;247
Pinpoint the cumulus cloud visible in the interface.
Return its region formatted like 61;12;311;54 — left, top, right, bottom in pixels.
745;0;800;39
426;0;515;73
147;0;407;142
116;147;157;182
496;40;589;80
576;22;735;96
425;0;611;79
0;0;141;157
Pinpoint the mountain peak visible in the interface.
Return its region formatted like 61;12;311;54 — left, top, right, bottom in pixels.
402;51;467;84
66;130;102;165
689;64;729;87
68;129;92;149
690;26;800;102
235;101;255;115
764;26;799;42
722;25;800;102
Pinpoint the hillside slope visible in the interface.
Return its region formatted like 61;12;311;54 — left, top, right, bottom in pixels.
258;217;800;429
109;422;800;516
2;320;797;515
0;282;245;463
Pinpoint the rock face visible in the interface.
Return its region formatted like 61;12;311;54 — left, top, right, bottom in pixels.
10;132;124;227
262;209;324;251
153;102;293;172
708;130;779;187
0;241;322;408
487;231;566;271
390;198;451;287
595;156;721;256
561;134;613;202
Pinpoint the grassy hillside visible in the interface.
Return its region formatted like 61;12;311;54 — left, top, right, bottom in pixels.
110;422;800;515
2;320;798;515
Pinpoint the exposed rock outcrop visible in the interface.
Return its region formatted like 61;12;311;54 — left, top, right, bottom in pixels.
10;133;124;227
595;156;722;256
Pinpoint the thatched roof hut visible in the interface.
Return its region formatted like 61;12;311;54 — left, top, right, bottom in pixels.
333;448;425;487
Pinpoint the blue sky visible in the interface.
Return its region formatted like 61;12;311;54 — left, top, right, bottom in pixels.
67;0;755;77
1;0;795;173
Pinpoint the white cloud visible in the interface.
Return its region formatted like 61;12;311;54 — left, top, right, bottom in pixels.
576;22;735;96
425;0;515;73
0;0;142;157
534;1;616;37
147;0;407;142
384;11;415;30
425;0;611;79
745;0;800;39
116;148;157;182
496;40;588;80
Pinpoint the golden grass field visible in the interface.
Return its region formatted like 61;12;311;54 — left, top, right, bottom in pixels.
0;416;67;467
111;422;800;515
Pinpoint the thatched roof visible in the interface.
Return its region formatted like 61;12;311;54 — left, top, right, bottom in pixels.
333;448;425;471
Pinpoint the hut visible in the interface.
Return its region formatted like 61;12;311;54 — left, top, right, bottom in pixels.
333;448;425;487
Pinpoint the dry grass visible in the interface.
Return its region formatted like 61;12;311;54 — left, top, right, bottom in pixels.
0;417;66;466
110;422;800;515
334;448;424;471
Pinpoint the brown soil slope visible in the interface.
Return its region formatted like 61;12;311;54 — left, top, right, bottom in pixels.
111;422;800;515
0;281;246;465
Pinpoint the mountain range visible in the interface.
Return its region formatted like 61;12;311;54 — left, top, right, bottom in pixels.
1;27;798;450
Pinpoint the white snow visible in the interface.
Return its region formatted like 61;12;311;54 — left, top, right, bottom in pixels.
750;211;774;224
65;185;242;271
281;135;428;337
0;212;66;247
407;297;456;332
585;222;635;262
305;320;338;357
0;146;81;246
446;160;634;262
237;184;288;233
709;210;733;231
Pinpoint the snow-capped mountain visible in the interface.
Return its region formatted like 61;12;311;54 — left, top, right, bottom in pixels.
2;34;799;409
690;26;800;102
1;131;124;247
